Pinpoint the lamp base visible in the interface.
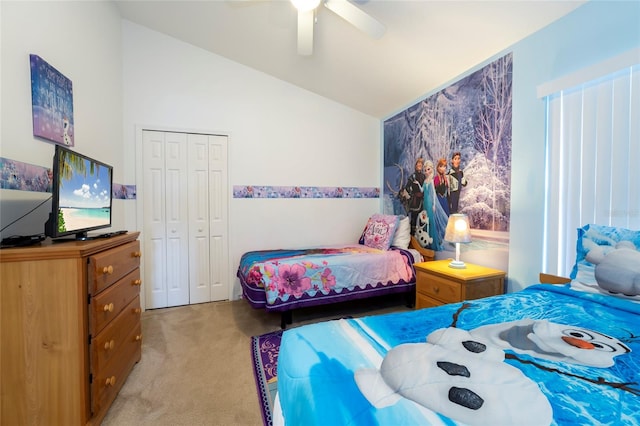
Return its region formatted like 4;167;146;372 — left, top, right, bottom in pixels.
448;259;467;269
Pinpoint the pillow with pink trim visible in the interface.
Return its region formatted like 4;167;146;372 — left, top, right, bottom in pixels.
359;214;400;251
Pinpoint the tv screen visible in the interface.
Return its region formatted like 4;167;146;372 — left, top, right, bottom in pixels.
45;145;113;240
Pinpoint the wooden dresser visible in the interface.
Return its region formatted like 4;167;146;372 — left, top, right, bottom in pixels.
414;259;505;309
1;232;142;425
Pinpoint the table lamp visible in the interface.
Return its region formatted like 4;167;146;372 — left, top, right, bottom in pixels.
444;213;471;268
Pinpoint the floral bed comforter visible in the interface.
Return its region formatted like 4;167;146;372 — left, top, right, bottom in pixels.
238;245;415;312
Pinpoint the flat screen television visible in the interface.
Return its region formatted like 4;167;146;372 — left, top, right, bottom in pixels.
44;145;113;240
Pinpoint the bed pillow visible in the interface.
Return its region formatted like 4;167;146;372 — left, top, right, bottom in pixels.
359;214;400;250
570;224;640;281
391;215;411;249
569;224;640;301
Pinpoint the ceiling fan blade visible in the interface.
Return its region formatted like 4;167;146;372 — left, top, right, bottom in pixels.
324;0;385;39
297;9;315;55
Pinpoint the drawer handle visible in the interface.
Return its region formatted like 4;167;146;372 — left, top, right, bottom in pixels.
132;279;142;286
103;303;114;313
133;251;142;258
104;340;115;351
102;265;114;275
135;334;143;342
134;308;142;314
433;286;440;293
105;376;116;387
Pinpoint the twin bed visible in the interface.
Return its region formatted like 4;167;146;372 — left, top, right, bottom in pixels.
238;214;433;328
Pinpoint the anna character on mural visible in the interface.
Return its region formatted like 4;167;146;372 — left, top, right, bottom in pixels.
421;160;449;251
434;158;450;215
447;151;467;213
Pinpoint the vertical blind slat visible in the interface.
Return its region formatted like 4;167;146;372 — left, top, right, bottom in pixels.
544;65;638;277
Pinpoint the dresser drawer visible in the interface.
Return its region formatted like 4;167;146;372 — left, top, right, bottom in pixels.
91;296;142;373
416;270;461;303
91;321;142;416
88;240;141;294
91;268;141;335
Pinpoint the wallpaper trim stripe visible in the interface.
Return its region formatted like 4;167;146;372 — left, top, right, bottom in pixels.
233;186;380;199
0;157;135;199
1;158;377;200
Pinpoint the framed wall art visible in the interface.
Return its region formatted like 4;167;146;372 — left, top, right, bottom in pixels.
29;54;74;146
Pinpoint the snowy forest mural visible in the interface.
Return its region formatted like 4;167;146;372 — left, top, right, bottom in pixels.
383;53;512;267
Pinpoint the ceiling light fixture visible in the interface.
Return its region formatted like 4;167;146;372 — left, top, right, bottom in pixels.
291;0;321;13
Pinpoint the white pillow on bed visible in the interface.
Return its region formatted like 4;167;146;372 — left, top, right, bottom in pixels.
391;215;411;249
569;223;640;302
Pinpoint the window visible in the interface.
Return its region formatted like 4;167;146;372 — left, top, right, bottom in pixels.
540;51;639;276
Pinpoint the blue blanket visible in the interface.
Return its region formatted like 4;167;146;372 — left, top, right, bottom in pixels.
277;285;640;425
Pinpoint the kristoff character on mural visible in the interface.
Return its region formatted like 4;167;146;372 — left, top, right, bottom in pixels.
402;157;426;235
447;151;467;213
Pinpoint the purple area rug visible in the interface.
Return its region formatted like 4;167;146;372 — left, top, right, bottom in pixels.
251;329;283;426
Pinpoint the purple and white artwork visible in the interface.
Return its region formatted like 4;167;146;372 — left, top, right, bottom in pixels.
30;54;74;146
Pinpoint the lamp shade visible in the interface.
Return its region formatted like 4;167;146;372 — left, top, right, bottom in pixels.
444;214;471;244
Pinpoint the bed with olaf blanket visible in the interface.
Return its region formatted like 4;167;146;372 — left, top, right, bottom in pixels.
273;224;640;425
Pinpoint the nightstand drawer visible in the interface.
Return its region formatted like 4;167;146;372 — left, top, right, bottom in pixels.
416;292;443;309
416;270;461;303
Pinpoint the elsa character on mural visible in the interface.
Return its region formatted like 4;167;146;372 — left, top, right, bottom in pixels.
422;160;449;251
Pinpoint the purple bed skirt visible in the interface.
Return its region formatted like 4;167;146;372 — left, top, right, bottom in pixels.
240;272;415;313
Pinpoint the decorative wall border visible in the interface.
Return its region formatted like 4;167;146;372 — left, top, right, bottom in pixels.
0;157;51;192
1;157;378;200
0;157;135;199
233;185;379;199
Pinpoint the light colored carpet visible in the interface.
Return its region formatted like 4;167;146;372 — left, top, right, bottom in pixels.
101;295;411;425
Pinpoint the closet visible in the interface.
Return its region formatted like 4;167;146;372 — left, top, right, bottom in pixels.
141;130;228;309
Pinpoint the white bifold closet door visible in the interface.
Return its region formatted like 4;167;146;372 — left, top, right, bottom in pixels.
142;130;228;309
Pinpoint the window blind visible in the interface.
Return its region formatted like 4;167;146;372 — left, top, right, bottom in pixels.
543;64;640;276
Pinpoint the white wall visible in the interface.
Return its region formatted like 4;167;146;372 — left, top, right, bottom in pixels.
121;21;381;299
0;1;125;236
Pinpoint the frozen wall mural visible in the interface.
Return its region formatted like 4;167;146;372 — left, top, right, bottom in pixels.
383;53;512;269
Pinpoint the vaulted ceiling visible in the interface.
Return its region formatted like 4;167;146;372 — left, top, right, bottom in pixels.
114;0;585;118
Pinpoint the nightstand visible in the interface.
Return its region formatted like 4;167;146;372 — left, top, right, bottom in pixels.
414;259;505;309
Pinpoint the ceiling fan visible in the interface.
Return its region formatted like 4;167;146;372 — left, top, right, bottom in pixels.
290;0;386;55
